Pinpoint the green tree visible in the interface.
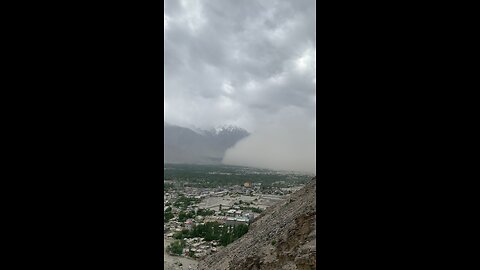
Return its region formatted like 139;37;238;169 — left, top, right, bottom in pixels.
164;212;174;222
167;240;185;255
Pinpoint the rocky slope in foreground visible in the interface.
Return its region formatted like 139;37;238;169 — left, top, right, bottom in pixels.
198;177;316;270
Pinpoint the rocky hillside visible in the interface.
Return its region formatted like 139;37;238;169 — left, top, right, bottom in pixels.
198;177;316;270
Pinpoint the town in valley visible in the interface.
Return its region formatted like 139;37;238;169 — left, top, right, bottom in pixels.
163;164;312;269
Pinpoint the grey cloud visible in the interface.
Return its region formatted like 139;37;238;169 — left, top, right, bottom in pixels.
165;0;316;172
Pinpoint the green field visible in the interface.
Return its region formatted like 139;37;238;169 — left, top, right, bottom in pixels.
164;163;313;188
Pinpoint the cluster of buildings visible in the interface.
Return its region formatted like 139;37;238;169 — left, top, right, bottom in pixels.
164;209;255;258
164;180;303;259
164;204;257;234
183;238;220;258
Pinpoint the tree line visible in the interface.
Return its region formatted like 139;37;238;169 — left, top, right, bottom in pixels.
173;221;249;246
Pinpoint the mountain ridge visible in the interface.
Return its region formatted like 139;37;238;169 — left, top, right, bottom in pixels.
164;123;249;165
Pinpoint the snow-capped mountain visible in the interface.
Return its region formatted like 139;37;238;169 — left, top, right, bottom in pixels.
212;125;242;134
164;123;249;164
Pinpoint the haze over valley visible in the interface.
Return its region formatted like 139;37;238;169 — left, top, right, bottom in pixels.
164;119;315;174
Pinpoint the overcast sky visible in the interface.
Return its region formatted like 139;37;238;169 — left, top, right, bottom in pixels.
164;0;316;173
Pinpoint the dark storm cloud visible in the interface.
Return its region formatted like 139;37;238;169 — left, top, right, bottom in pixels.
165;0;316;173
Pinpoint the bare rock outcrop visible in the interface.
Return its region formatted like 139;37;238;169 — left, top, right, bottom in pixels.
198;177;316;270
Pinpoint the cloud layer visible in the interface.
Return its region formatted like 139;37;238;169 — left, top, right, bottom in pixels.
164;0;316;173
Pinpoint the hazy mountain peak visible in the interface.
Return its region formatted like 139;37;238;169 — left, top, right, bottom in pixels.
212;125;245;134
208;125;247;136
164;123;249;165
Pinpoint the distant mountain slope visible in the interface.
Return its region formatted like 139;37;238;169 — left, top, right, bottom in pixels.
198;177;316;270
164;123;249;164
